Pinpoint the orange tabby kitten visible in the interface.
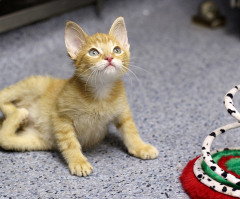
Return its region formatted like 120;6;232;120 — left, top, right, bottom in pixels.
0;17;158;176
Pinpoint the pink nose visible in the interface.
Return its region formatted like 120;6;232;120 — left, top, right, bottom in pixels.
105;56;113;63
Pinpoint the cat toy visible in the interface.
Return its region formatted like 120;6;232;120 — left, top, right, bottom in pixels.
180;85;240;198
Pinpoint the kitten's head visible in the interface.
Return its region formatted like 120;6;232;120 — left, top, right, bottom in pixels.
65;17;130;83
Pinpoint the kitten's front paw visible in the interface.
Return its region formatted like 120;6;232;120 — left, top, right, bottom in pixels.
129;144;159;160
69;161;93;177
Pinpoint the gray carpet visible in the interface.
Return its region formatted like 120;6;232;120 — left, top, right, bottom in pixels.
1;0;240;198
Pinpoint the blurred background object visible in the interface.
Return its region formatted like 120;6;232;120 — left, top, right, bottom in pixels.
0;0;105;33
230;0;240;8
192;0;226;28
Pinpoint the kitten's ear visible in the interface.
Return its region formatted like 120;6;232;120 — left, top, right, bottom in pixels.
109;17;129;50
65;21;88;60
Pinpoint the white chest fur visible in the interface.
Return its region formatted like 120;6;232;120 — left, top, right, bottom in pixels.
72;98;124;148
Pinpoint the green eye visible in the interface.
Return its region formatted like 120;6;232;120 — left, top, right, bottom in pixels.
89;49;99;56
113;46;121;54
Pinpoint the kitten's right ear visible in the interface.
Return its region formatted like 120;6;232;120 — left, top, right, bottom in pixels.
65;21;88;60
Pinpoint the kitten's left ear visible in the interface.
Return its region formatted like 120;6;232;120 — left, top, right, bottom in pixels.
109;17;129;50
65;21;88;60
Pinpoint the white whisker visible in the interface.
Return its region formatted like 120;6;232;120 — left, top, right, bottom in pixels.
85;70;96;90
128;63;150;75
82;66;95;75
121;67;133;86
99;70;104;85
122;65;140;83
93;69;99;86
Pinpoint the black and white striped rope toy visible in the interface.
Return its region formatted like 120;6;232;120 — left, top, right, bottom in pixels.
180;85;240;199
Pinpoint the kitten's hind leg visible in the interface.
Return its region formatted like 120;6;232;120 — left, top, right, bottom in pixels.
0;117;3;128
0;85;23;117
0;108;50;151
0;76;45;117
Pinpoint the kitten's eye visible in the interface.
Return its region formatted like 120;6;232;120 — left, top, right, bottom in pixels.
89;49;99;56
113;46;121;54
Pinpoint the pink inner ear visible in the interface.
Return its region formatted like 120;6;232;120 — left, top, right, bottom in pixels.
66;29;83;58
114;27;128;49
74;38;81;47
65;22;87;59
68;28;81;47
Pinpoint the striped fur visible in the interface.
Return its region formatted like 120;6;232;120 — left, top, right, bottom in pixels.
0;17;158;176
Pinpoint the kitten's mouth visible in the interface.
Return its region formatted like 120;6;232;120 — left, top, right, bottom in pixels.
100;64;117;75
104;63;116;70
105;64;116;68
95;61;119;74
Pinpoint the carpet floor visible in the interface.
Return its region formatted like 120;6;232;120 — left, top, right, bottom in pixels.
1;0;240;198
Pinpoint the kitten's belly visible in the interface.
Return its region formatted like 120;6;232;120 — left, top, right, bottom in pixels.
74;117;109;149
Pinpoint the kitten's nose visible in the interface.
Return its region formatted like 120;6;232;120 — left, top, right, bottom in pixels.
105;56;113;63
